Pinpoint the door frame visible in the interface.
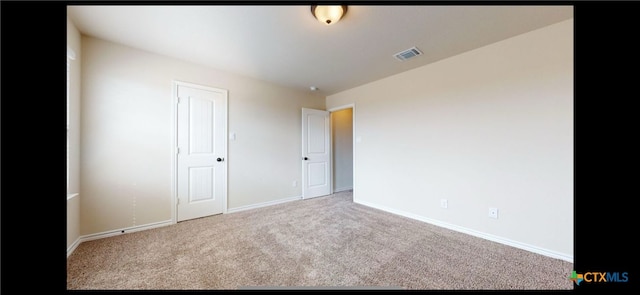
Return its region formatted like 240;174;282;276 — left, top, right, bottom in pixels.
170;80;228;224
328;103;356;200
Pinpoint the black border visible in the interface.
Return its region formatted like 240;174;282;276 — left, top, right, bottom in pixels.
1;0;69;292
1;0;637;293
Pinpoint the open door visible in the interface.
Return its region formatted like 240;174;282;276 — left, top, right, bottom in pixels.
302;108;331;199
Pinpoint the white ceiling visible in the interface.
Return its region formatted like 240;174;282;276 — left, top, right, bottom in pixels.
67;5;573;96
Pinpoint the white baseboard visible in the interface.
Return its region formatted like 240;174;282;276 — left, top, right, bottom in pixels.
67;237;81;258
355;199;573;263
227;195;302;214
67;220;174;258
333;186;353;193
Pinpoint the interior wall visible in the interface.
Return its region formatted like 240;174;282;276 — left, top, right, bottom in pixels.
326;19;573;259
80;36;324;236
67;16;82;250
331;108;353;192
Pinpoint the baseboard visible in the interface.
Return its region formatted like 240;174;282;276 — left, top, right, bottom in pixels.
72;220;174;250
333;186;353;193
227;195;302;214
355;199;573;263
67;237;81;258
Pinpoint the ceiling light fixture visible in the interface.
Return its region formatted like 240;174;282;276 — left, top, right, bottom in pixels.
311;5;347;25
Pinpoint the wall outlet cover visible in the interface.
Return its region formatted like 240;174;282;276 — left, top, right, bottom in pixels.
489;207;498;219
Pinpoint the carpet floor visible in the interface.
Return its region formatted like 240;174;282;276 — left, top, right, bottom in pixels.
66;190;573;290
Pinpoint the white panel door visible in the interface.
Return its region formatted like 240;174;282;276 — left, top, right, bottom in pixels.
302;108;331;199
176;83;227;222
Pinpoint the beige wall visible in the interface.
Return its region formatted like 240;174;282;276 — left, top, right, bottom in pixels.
67;17;82;250
80;36;324;235
331;108;353;192
327;20;573;259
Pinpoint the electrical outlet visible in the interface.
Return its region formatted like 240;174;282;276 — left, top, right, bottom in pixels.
489;207;498;219
292;180;297;187
440;199;448;209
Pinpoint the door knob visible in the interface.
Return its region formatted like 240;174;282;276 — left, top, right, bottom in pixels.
217;157;224;162
303;157;308;160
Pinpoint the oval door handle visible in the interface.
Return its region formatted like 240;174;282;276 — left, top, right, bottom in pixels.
303;157;309;160
217;157;224;162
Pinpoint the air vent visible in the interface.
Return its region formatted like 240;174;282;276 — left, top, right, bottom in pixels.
393;46;423;61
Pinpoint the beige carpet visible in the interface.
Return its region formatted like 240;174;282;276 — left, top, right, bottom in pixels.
66;191;573;290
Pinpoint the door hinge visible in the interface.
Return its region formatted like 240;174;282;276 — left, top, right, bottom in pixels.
176;147;180;154
177;198;180;205
177;96;181;104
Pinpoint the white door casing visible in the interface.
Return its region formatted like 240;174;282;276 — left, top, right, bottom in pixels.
175;82;227;222
302;108;331;199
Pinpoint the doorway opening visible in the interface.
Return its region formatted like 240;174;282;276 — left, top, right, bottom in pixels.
329;104;355;201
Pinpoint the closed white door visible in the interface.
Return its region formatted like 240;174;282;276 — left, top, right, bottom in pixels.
302;108;331;199
176;82;227;222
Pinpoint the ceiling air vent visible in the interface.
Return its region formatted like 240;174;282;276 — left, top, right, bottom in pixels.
393;46;423;61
